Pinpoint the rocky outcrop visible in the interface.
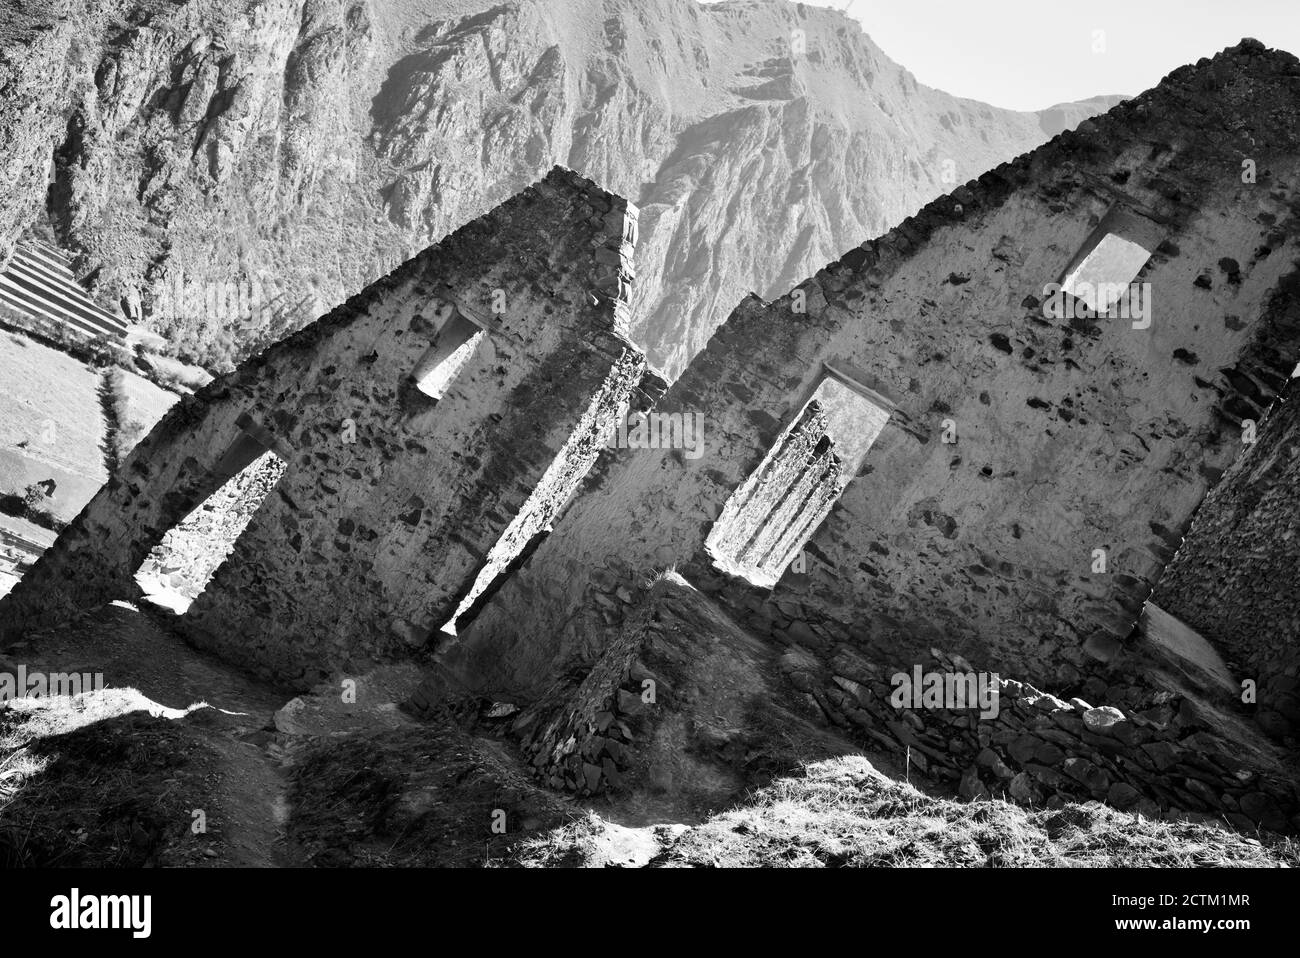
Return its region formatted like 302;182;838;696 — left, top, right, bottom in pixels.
0;0;1119;374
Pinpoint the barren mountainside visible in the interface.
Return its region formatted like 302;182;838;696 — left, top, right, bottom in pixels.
0;0;1120;374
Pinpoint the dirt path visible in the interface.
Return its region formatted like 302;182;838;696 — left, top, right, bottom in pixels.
1;600;309;867
204;735;299;867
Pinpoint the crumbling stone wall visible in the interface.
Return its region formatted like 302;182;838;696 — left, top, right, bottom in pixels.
446;42;1300;703
490;572;859;810
505;594;652;797
0;168;646;688
1156;379;1300;740
786;648;1299;832
481;573;1300;833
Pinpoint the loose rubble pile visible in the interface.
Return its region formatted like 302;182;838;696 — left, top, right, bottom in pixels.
507;583;660;797
493;569;839;804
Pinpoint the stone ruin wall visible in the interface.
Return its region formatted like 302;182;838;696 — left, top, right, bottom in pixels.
718;192;1300;687
1156;377;1300;741
2;41;1298;830
788;646;1299;831
447;41;1300;702
509;621;1300;831
431;44;1300;830
0;168;646;688
451;558;1300;833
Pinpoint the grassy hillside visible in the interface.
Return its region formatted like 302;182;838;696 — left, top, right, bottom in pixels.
0;326;183;523
0;331;107;521
116;370;180;458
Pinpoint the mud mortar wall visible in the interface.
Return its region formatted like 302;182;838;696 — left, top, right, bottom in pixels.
0;168;645;688
448;42;1300;699
469;572;1300;833
1156;379;1300;740
790;647;1300;832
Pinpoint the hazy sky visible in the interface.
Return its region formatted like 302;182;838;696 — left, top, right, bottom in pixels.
792;0;1300;111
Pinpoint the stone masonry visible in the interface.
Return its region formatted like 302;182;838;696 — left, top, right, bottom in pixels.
1156;376;1300;741
448;41;1300;700
5;42;1300;831
0;168;646;688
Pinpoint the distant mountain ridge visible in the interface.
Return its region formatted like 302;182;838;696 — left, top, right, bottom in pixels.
0;0;1123;374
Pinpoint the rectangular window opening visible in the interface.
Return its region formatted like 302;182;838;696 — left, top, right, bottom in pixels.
1061;232;1153;314
706;375;890;588
412;310;486;399
134;439;287;615
1056;205;1163;317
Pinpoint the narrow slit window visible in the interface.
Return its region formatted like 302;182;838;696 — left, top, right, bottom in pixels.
437;363;637;639
134;443;287;614
412;310;485;399
706;375;890;588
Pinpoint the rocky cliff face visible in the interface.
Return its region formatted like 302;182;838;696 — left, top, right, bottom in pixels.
0;0;1120;375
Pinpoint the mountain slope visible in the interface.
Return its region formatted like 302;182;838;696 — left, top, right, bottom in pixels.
0;0;1123;374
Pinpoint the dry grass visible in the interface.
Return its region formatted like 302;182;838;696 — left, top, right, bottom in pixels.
0;688;213;867
516;756;1298;868
0;745;47;815
0;331;108;520
116;369;179;452
289;721;575;867
0;332;107;477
